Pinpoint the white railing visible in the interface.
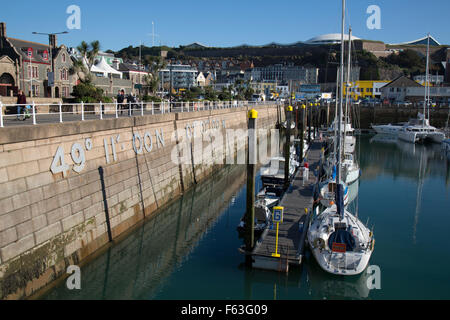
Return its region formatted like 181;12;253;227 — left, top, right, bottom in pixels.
0;100;282;127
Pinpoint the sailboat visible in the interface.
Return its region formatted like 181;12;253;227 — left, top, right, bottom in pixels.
307;1;374;276
398;34;445;144
322;26;361;186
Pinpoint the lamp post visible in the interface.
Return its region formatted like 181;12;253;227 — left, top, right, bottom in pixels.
32;31;68;98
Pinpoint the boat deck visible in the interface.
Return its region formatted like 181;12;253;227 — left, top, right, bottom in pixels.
251;140;323;272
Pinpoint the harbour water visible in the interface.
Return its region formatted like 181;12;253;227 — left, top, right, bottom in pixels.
42;135;450;300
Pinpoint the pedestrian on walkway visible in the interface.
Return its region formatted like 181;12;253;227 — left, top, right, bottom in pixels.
303;160;309;186
117;90;125;115
16;90;27;120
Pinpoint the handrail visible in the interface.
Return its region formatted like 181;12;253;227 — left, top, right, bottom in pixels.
0;100;282;127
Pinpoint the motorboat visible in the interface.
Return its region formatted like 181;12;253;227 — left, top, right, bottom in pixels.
371;123;406;135
260;156;296;187
256;187;281;209
237;201;272;236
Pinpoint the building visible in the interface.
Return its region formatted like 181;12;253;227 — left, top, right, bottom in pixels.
248;64;318;85
344;80;390;100
68;48;123;68
413;74;444;86
305;33;361;45
389;35;441;47
159;64;197;90
119;62;150;95
0;22;74;98
380;76;424;102
250;81;277;97
196;72;206;87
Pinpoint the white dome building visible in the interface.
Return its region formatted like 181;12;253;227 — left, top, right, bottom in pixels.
306;33;361;45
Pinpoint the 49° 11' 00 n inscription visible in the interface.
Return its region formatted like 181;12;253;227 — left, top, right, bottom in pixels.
50;129;165;178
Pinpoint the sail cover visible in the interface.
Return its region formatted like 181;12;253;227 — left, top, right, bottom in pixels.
335;183;345;219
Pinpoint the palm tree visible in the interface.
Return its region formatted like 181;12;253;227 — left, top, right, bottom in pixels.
144;55;167;96
70;40;101;83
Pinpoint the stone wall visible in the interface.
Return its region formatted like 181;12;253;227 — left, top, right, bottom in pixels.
0;104;281;299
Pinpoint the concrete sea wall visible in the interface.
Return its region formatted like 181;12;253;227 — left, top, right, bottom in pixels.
0;104;280;299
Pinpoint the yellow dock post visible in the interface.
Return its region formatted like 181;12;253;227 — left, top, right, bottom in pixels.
271;207;284;258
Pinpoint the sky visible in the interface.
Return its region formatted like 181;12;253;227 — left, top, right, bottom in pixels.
1;0;449;52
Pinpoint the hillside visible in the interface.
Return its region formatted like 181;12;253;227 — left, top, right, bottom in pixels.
110;43;446;82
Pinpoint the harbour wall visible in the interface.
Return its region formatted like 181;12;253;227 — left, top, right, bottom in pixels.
42;164;247;300
0;104;281;299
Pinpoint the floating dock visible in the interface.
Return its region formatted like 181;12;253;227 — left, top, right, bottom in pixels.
251;140;323;272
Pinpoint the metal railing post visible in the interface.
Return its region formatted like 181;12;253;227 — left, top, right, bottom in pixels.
152;101;154;115
141;101;144;117
81;101;85;121
99;102;103;120
115;101;118;118
59;101;63;123
0;102;3;128
32;101;37;125
129;101;132;117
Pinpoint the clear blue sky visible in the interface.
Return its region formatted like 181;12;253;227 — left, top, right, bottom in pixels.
1;0;449;51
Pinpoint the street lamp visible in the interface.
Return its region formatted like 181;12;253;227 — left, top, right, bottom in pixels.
32;31;68;97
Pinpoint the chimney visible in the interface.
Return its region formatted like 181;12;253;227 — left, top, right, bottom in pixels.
49;34;57;49
0;22;6;38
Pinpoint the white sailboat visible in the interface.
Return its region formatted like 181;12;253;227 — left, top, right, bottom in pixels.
308;3;374;276
397;34;445;144
319;177;349;208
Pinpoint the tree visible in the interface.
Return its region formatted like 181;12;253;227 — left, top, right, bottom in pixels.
69;40;101;84
204;86;217;101
144;55;167;96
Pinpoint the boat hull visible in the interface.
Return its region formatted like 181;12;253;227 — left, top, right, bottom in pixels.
309;247;372;276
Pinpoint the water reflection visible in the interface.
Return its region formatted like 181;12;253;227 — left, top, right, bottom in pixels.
304;254;372;300
367;134;450;244
43;165;247;300
367;134;448;180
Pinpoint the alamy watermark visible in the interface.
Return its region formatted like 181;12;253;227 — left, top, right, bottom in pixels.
366;265;381;290
66;5;81;30
66;265;81;290
366;5;381;30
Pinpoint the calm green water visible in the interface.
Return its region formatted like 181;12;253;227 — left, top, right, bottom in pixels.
42;136;450;300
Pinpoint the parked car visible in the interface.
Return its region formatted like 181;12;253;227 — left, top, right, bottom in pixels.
396;101;412;107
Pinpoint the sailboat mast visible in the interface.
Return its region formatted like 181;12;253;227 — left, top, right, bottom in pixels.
344;27;352;148
424;33;430;126
337;0;345;186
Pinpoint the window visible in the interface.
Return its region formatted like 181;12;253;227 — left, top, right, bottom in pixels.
60;68;69;81
62;53;66;63
43;50;48;61
62;86;70;97
32;84;39;97
28;66;38;79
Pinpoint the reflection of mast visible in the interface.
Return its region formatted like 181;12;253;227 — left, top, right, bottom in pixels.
413;147;426;244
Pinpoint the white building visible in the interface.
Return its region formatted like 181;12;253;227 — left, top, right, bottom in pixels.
413;74;444;86
159;64;198;89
